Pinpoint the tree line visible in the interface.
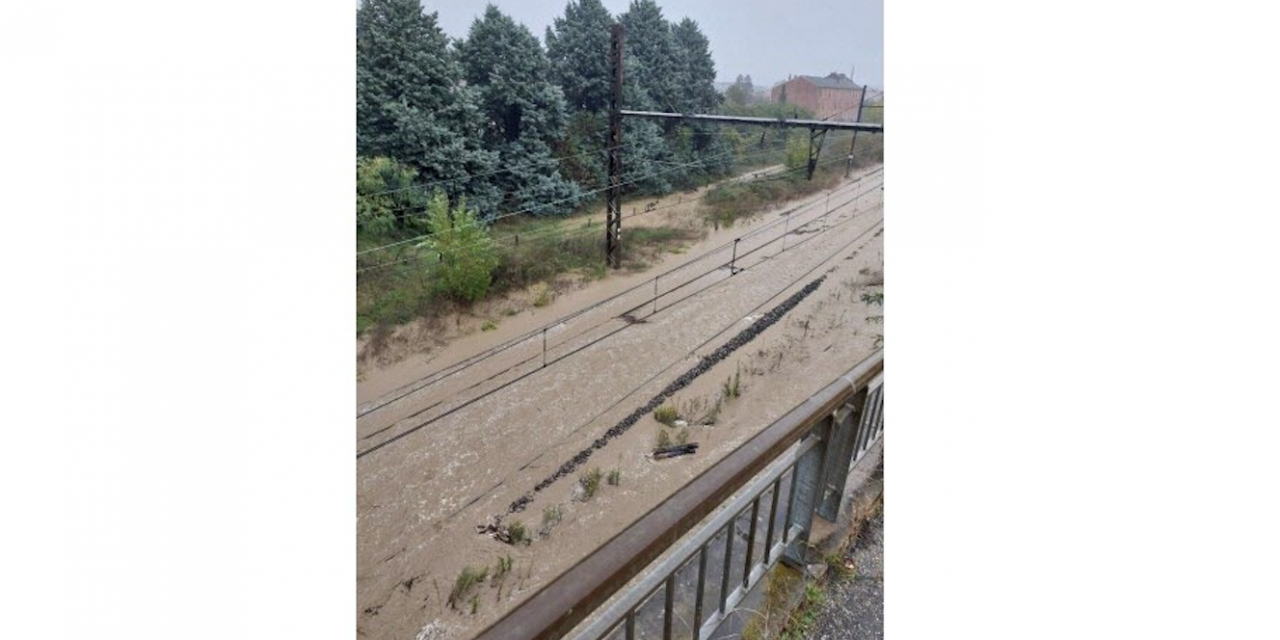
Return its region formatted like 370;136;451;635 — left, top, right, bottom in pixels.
357;0;734;233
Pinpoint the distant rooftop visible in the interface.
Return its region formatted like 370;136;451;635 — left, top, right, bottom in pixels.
777;73;861;90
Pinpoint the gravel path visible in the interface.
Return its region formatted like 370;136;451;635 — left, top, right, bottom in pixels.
807;506;884;640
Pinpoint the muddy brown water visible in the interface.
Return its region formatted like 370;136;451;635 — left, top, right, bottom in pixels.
357;167;884;640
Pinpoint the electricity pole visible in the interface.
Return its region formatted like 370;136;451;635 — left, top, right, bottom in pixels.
605;24;625;269
846;85;868;178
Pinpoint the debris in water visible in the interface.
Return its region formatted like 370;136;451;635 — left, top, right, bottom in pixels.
653;443;699;459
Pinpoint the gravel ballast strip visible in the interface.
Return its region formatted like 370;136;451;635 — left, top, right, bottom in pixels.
505;274;828;515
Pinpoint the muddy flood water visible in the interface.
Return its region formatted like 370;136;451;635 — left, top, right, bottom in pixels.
356;165;884;640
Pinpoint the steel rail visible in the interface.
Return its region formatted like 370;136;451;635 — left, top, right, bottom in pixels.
354;179;884;457
435;208;886;520
356;166;882;420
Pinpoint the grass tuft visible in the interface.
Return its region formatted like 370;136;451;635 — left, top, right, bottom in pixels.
448;565;488;609
579;468;603;500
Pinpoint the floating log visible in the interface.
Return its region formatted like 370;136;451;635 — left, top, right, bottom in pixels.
653;443;699;460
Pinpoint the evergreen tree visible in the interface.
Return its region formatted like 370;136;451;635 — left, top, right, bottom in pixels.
671;18;719;113
617;0;680;112
725;74;754;107
457;5;582;216
545;0;615;189
669;17;730;184
356;0;500;214
545;0;615;114
620;55;676;194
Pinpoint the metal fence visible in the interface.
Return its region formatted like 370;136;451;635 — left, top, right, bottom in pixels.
472;350;884;640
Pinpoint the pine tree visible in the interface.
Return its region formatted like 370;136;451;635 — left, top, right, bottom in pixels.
545;0;615;114
456;5;582;216
617;0;680;113
671;18;719;113
669;17;730;184
356;0;500;215
545;0;616;189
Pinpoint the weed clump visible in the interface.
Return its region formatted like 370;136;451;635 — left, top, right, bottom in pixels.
449;565;488;609
607;469;622;486
654;403;679;426
495;555;514;579
506;520;529;546
676;428;691;445
723;364;742;399
579;467;603;500
531;282;554;307
539;504;563;537
481;319;498;331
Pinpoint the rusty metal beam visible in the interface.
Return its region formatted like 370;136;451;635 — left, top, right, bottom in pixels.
470;350;885;640
619;109;883;133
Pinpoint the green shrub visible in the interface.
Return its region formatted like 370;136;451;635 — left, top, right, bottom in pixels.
481;319;498;331
421;190;499;302
607;469;622;486
356;156;424;234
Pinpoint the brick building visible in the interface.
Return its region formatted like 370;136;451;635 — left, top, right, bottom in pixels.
771;73;865;121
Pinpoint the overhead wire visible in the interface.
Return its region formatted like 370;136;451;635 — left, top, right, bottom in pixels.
356;173;885;459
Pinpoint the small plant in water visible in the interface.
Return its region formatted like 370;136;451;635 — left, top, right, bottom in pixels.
506;520;529;546
654;403;679;426
656;428;672;448
449;565;488;609
531;282;554;307
579;467;603;500
495;555;514;579
539;504;563;537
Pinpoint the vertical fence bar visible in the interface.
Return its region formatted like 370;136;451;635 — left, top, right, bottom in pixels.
693;546;707;640
663;575;675;640
653;276;660;314
763;478;781;564
782;466;799;544
625;610;636;640
542;328;548;368
719;521;734;612
743;500;759;588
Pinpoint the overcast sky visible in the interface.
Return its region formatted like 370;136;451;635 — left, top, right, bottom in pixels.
377;0;883;89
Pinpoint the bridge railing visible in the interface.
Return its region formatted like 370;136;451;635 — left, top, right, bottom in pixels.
472;350;885;640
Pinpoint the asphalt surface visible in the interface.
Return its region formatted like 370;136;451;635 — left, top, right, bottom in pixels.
806;506;884;640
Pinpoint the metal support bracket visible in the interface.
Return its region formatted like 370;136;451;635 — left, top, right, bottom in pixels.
806;127;828;180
